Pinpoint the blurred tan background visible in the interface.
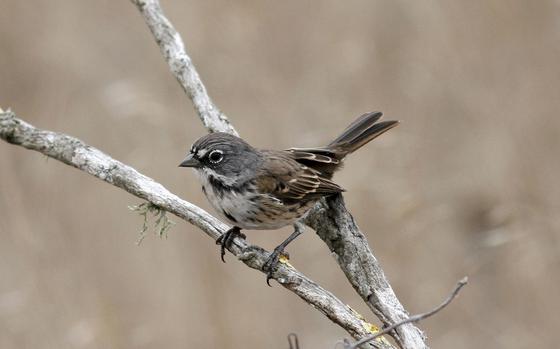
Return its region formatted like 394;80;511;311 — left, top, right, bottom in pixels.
1;1;559;348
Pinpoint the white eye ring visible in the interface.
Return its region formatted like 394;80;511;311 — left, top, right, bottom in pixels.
208;149;224;163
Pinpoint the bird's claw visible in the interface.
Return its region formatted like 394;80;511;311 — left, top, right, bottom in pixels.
263;247;289;286
216;226;245;262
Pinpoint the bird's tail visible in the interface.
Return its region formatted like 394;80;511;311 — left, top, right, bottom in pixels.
326;111;399;157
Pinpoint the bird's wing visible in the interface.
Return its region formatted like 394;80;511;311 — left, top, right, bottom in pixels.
286;148;340;164
284;148;341;179
256;150;344;203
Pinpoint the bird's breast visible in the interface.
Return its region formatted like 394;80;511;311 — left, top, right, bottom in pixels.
197;171;312;230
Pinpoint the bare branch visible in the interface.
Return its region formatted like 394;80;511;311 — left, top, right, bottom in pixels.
305;195;428;348
0;110;391;349
345;278;468;349
130;0;238;135
129;1;428;348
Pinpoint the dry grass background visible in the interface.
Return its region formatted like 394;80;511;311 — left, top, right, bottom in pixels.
1;1;560;348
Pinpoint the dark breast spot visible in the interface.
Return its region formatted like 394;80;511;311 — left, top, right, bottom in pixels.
222;210;237;223
261;208;274;219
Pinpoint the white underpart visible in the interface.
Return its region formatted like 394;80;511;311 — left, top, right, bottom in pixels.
193;169;298;230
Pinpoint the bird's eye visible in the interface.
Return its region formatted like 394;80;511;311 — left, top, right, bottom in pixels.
208;150;224;163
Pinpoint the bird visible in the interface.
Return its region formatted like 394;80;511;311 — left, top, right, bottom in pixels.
179;112;398;283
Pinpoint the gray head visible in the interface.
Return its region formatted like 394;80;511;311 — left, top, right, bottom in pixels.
179;133;262;183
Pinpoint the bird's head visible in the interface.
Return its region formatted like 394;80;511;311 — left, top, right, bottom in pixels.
179;132;262;184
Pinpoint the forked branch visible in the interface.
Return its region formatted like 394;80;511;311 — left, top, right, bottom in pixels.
130;0;427;347
0;110;390;349
0;0;446;347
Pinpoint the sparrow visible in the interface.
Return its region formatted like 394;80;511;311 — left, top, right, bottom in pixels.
179;112;398;283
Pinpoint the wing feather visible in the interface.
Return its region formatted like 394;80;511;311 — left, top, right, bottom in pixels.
256;151;344;203
287;149;340;164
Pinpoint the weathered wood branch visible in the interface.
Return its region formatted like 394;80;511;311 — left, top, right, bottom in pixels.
305;196;426;347
130;0;427;347
130;0;237;136
0;110;389;349
345;278;468;349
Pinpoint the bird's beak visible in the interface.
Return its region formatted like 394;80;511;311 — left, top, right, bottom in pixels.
178;153;200;168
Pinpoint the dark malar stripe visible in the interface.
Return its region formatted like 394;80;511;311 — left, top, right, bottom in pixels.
207;175;255;196
208;175;227;198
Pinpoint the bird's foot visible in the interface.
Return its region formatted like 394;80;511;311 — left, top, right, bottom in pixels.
215;226;245;262
262;246;290;286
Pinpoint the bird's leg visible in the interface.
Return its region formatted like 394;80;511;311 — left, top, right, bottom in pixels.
215;226;245;262
263;221;305;285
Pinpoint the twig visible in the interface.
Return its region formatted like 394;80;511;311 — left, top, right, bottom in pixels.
288;333;300;349
130;1;427;347
345;278;468;349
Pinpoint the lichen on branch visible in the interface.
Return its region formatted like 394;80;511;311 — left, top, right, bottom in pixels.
129;202;175;244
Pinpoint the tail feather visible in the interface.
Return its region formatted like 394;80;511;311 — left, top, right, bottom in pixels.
327;112;398;156
327;111;383;147
286;111;398;178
